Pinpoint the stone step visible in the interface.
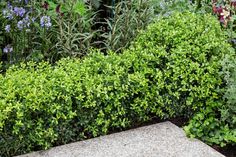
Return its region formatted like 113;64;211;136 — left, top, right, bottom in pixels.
17;121;225;157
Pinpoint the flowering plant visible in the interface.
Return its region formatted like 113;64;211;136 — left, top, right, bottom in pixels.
0;0;53;65
0;0;98;65
211;0;235;26
208;0;236;46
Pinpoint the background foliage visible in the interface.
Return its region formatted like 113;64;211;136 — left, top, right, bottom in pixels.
0;0;155;67
100;0;154;53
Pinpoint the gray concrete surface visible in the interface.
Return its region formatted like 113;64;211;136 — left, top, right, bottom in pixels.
17;121;225;157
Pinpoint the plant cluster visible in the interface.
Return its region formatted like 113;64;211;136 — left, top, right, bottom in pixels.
0;0;54;65
184;55;236;147
46;0;97;60
0;12;233;156
194;0;236;45
211;0;236;26
0;0;154;67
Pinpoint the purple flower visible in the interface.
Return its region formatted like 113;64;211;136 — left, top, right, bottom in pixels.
16;16;34;30
7;3;13;10
3;45;13;53
23;15;31;27
2;9;14;20
13;7;26;17
3;48;8;53
5;25;11;32
17;20;24;30
40;16;52;29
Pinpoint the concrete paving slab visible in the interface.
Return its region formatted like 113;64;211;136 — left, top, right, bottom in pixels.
17;121;225;157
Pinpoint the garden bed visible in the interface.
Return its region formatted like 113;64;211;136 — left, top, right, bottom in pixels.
0;1;236;157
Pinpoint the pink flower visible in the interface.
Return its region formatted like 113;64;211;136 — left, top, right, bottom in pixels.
213;6;223;14
231;0;236;7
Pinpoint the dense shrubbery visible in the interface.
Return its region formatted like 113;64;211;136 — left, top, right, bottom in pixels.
0;12;234;156
134;11;236;146
185;55;236;147
131;11;234;116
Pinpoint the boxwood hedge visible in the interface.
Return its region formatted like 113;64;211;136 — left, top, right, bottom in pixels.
0;12;234;156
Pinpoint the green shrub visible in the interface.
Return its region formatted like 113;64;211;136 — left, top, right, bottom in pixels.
136;11;235;147
0;12;233;156
184;55;236;147
0;61;78;156
131;11;234;116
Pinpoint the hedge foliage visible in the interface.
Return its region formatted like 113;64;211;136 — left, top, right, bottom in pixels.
0;12;234;156
133;11;236;146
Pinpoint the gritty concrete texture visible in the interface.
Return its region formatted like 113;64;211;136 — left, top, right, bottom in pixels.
17;121;225;157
